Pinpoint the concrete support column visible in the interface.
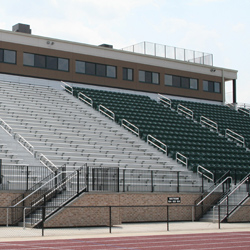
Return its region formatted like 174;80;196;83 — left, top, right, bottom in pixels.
233;79;237;104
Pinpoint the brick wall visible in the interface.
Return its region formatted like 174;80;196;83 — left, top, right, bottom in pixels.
227;198;250;222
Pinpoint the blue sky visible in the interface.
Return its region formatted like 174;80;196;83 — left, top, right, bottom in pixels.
1;0;249;104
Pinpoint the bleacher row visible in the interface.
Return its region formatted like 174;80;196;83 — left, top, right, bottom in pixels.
73;87;250;179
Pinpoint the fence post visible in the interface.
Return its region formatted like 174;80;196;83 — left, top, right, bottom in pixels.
26;166;29;191
123;169;125;192
151;171;154;192
77;170;80;195
109;206;112;234
177;172;180;193
117;168;119;192
0;159;2;185
201;173;204;194
86;166;89;192
167;205;169;231
42;206;45;237
218;205;221;229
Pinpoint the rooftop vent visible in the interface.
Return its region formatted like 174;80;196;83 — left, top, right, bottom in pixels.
12;23;31;34
99;44;113;49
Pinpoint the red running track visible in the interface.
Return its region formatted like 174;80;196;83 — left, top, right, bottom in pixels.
0;232;250;250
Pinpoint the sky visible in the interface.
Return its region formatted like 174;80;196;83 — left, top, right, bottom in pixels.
0;0;249;104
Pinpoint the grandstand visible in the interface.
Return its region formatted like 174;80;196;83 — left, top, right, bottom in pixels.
0;23;249;228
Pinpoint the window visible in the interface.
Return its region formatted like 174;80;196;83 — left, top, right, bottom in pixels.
75;61;85;73
165;74;198;90
164;74;172;86
139;70;159;85
106;65;116;78
23;52;69;71
123;68;133;81
47;56;58;70
23;53;34;66
203;80;221;93
0;49;16;64
75;60;116;78
58;58;69;71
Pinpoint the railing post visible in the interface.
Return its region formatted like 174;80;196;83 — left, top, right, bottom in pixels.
109;206;112;234
226;196;229;217
117;168;119;193
86;166;89;192
26;166;29;191
201;173;204;194
177;172;180;193
151;171;154;192
218;205;221;229
77;170;80;195
167;205;169;231
42;206;45;237
0;159;2;185
123;169;125;192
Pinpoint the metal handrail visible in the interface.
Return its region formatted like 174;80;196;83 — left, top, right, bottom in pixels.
200;116;218;133
177;104;194;120
122;119;139;136
14;133;34;155
61;81;73;95
225;129;245;147
176;152;188;168
78;92;93;107
158;94;171;108
99;105;115;121
238;108;250;116
39;154;58;172
147;135;167;154
196;176;233;206
13;172;62;207
197;165;214;182
0;118;13;136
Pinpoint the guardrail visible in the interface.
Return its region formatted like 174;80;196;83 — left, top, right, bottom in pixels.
14;133;35;155
0;118;13;136
225;129;245;147
177;104;194;120
78;92;93;107
238;108;250;116
176;152;188;168
39;154;58;172
158;94;171;108
121;119;140;136
99;105;115;121
200;116;218;133
197;165;214;182
61;81;73;95
147;135;167;154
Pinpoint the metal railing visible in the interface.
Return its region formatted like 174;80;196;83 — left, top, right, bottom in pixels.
147;135;167;154
0;165;51;191
197;165;214;182
158;94;171;108
39;154;58;172
225;129;245;147
121;119;140;136
78;92;93;107
99;105;115;121
195;176;233;220
14;133;35;155
0;118;13;136
216;173;250;222
176;152;188;168
200;116;218;133
61;81;73;95
86;166;207;194
238;108;250;116
177;104;194;120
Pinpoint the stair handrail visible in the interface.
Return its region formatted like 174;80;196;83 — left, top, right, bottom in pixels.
147;135;167;154
214;173;250;222
158;94;171;108
39;153;58;172
78;92;93;107
176;152;188;168
197;165;214;182
177;104;194;120
218;173;250;207
122;119;139;136
0;118;13;136
225;129;245;147
14;133;34;155
200;116;218;133
99;105;115;121
196;176;233;206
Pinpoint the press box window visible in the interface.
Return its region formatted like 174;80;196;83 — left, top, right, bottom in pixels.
123;68;133;81
0;49;16;64
75;61;86;73
106;65;116;78
139;70;159;84
165;74;198;90
190;79;198;90
203;80;221;93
